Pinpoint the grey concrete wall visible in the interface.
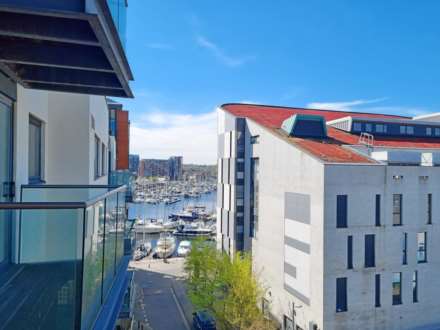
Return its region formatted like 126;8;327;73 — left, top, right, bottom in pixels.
323;164;440;330
244;118;325;330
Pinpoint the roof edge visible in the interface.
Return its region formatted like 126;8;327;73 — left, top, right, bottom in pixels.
219;103;410;119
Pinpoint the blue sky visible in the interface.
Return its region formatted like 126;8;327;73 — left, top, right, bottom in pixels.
119;1;440;164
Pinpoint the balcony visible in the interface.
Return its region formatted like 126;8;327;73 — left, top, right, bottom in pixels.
0;184;134;329
0;0;133;97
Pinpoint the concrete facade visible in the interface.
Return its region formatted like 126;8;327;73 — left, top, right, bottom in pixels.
218;106;440;330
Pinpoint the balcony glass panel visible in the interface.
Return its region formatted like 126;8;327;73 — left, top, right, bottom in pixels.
116;191;126;263
0;184;128;329
103;193;117;297
0;208;83;330
81;202;105;329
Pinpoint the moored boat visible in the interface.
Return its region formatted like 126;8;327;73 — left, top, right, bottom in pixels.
154;232;177;258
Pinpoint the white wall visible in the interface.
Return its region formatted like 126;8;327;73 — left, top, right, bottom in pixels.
15;88;109;187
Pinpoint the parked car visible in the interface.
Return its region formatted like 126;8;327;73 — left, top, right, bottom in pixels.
192;311;216;330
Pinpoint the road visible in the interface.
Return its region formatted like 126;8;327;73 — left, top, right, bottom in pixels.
130;257;193;330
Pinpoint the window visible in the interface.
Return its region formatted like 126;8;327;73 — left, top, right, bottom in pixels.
417;232;427;263
336;277;347;312
365;234;375;268
375;274;381;307
412;271;418;303
336;195;348;228
353;122;362;132
435;128;440;136
426;127;432;136
94;135;100;179
283;315;294;330
393;194;402;226
392;272;402;305
101;142;106;176
375;194;381;226
250;158;259;237
29;116;43;183
250;135;260;144
375;124;387;133
407;126;414;135
347;236;353;269
400;126;406;134
402;233;407;265
427;194;432;224
365;123;372;132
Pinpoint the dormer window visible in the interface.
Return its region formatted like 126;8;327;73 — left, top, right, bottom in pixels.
427;127;432;136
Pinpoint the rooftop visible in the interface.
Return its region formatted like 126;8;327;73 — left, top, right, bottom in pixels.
221;103;440;163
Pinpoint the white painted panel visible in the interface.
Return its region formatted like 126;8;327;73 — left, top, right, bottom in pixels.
285;219;311;244
285;244;309;269
224;131;231;158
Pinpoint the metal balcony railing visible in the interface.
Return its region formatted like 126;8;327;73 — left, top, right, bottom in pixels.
0;185;132;330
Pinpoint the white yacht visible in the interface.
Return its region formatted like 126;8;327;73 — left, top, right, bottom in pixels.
177;241;192;257
154;233;177;258
135;219;164;234
173;222;214;237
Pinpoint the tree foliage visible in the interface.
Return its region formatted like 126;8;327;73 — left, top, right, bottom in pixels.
185;239;277;330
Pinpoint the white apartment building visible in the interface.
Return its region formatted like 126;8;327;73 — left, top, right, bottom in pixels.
218;103;440;330
14;86;110;189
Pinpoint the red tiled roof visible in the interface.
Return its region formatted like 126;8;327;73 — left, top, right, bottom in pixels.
221;103;440;163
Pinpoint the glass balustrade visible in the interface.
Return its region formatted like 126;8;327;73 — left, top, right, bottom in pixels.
0;185;130;330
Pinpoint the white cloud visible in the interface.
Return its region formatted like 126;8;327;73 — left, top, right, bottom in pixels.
307;98;429;117
196;35;254;67
130;110;217;165
146;43;174;50
307;98;387;111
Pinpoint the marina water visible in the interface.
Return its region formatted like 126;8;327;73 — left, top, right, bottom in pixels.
128;191;217;256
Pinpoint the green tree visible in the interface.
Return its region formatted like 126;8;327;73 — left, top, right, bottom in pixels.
185;239;277;330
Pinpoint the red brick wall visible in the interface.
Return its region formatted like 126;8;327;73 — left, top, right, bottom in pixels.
116;110;129;170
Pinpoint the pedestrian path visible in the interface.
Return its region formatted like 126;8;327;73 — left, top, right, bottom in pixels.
131;258;192;330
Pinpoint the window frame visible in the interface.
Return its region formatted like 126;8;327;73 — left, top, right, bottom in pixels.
28;115;44;184
375;274;381;307
402;233;407;265
427;193;432;225
364;234;375;268
417;232;427;263
336;195;348;228
392;272;402;305
336;277;348;312
94;135;100;179
412;271;418;303
392;194;402;226
347;235;353;269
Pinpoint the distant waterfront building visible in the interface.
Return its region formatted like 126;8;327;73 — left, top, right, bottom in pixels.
218;103;440;330
129;154;140;175
139;158;169;177
139;156;184;179
169;156;183;181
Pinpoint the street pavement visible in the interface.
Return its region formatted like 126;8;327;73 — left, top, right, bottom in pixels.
131;257;193;330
